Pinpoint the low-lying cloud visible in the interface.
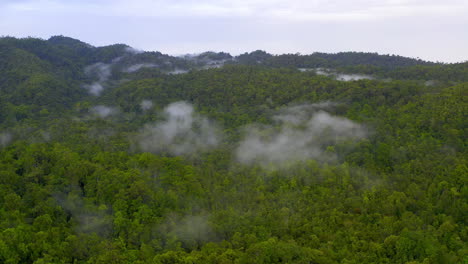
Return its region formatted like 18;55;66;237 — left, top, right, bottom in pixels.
140;99;154;111
236;103;367;168
138;101;220;155
336;73;373;81
0;132;12;148
125;46;144;54
168;69;189;75
124;63;158;73
55;192;111;236
314;68;374;81
83;62;113;96
90;105;119;118
160;213;215;248
83;82;105;96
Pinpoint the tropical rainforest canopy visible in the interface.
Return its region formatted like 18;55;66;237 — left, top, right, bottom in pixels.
0;36;466;263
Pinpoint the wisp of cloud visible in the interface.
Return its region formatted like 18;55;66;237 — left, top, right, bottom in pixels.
138;101;220;155
236;103;367;168
124;63;158;73
90;105;119;118
140;99;154;111
83;62;113;96
0;132;12;148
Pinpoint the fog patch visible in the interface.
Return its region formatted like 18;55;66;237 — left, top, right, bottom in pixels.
313;68;373;81
272;102;336;125
236;103;367;169
90;105;119;118
202;63;224;70
168;68;189;75
83;83;104;96
314;68;333;76
124;63;158;73
180;53;198;59
111;56;123;63
85;63;112;83
160;213;215;248
0;132;12;147
83;62;113;96
138;101;221;155
336;73;373;81
55;192;111;236
425;80;436;86
180;52;231;70
200;58;230;70
41;131;51;142
125;46;144;54
87;127;116;142
140;100;154;111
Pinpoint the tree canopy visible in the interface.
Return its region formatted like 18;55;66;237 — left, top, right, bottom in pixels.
0;36;466;263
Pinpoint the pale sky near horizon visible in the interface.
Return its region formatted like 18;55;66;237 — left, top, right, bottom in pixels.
1;0;467;63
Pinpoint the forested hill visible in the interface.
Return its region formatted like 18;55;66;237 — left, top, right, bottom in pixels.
236;50;436;67
1;35;437;68
0;36;466;263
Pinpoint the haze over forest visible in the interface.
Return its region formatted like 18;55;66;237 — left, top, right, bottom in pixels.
0;34;466;263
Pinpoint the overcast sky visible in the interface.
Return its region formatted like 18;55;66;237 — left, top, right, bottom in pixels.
1;0;467;62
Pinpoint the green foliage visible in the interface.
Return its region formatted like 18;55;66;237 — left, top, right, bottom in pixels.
0;36;466;263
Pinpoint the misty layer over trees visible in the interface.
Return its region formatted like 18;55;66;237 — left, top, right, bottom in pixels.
0;36;466;263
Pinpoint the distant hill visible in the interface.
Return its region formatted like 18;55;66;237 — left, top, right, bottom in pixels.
1;35;466;124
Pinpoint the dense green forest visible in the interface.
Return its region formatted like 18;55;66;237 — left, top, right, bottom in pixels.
0;36;466;263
